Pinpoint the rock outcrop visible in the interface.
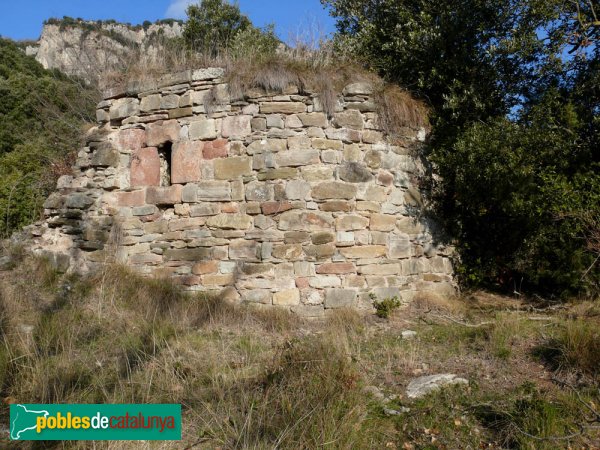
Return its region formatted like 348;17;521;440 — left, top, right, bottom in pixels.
26;19;183;86
24;68;456;316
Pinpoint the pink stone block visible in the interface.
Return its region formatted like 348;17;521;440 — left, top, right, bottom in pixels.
146;185;183;205
146;120;181;147
222;115;252;138
131;147;160;187
203;139;229;160
171;141;203;184
116;190;146;207
115;129;146;152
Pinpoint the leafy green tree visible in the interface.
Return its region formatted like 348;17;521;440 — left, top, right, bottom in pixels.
322;0;600;295
183;0;252;54
0;38;97;237
183;0;279;58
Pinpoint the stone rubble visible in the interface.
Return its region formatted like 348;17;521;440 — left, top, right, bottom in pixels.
25;68;456;315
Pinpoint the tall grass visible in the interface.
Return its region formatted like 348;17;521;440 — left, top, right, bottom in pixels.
0;256;385;448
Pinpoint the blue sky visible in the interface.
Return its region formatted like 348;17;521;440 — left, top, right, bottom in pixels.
0;0;336;41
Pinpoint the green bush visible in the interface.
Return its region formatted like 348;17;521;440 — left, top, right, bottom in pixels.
372;295;402;319
322;0;600;296
0;38;97;237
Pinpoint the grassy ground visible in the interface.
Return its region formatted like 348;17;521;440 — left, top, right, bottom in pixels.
0;249;598;449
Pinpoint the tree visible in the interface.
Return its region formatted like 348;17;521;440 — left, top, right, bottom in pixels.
0;39;97;237
322;0;600;295
183;0;252;55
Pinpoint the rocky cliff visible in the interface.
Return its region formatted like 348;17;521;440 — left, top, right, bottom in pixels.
25;18;183;86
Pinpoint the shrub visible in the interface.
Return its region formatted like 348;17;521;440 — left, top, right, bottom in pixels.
371;294;402;319
0;38;97;237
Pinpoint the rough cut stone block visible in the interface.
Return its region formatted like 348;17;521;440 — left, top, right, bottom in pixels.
288;136;311;151
197;181;231;201
297;113;328;128
146;185;182;205
260;102;306;114
311;232;335;245
146;120;181;147
273;289;301;306
206;214;252;230
336;215;369;231
310;276;341;288
359;264;402;275
340;246;387;259
172;141;203;184
131;147;160;187
317;263;356;274
110;98;140;120
278;211;333;231
247;139;287;154
343;82;373;96
311;138;343;151
274;150;320;167
325;289;358;308
312;182;357;200
190;203;220;217
388;234;411;258
261;201;293;215
115;129;146;152
202;274;235;286
371;214;396;231
229;240;259;259
214;157;253;180
339;162;373;183
320;201;353;212
266;114;284;128
164;248;211;261
333;110;364;130
160;94;180;109
192;67;225;81
285;231;310;244
189;118;217;140
257;168;298;181
132;205;157;216
222;115;252;139
91;144;119;167
304;243;336;259
140;94;161;112
242;290;272;304
284;180;310;200
168;218;206;231
272;244;303;260
192;260;219;274
203;139;228;159
116;190;145;207
301;166;334;182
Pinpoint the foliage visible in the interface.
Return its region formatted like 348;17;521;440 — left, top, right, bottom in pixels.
183;0;280;59
0;38;97;237
371;294;402;319
323;0;600;296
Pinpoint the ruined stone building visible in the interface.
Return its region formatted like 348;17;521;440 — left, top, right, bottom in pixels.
26;68;455;316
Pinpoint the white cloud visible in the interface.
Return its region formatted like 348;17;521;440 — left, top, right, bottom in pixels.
165;0;195;19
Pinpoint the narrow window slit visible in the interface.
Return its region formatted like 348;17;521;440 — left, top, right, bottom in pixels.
158;141;172;186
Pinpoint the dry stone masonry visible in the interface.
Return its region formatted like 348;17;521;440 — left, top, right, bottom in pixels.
27;68;455;316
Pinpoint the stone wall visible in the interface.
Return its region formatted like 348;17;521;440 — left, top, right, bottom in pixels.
27;68;455;316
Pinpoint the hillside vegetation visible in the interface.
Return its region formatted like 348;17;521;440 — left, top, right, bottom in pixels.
323;0;600;296
0;38;97;238
0;249;599;448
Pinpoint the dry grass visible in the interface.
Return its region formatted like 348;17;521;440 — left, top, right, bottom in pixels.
100;33;428;127
1;256;598;448
374;84;429;137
